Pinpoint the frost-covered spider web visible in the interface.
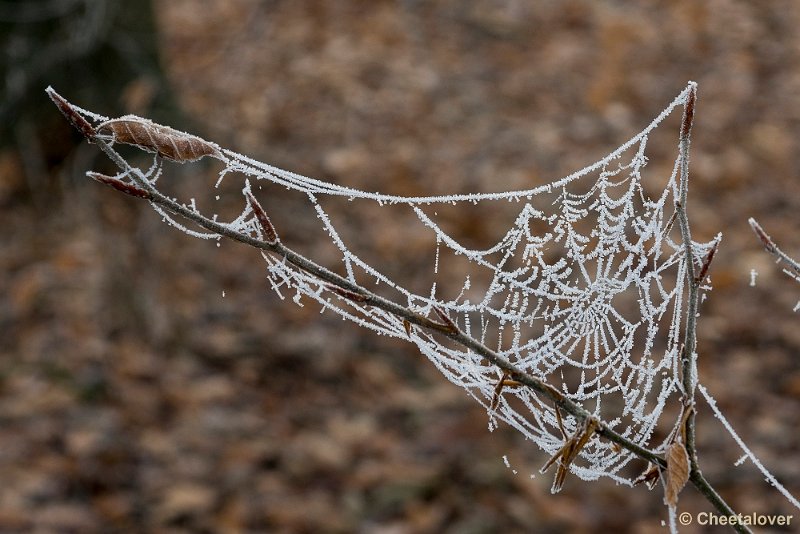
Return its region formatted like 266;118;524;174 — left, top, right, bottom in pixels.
86;83;712;485
201;83;708;485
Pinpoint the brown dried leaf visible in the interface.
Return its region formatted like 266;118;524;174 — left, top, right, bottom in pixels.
432;305;458;333
87;172;151;199
633;462;661;490
403;319;412;337
541;417;598;493
695;238;720;283
490;371;509;411
325;284;369;303
96;117;222;163
664;440;690;507
47;87;96;139
245;191;278;243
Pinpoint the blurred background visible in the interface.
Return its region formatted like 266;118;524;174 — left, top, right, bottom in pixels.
2;1;800;532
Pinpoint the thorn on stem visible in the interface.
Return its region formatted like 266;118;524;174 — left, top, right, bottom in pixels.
491;371;509;411
87;172;151;199
490;371;525;410
554;405;567;440
661;207;678;238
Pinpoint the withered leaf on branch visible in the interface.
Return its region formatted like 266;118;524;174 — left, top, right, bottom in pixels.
245;191;279;243
633;462;661;490
664;440;690;507
46;87;96;139
96;117;223;163
403;319;412;337
541;416;598;493
87;172;151;200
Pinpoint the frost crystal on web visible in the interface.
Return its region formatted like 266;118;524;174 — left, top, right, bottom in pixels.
57;83;717;486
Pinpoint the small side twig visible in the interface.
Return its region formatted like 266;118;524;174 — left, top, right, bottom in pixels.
749;218;800;281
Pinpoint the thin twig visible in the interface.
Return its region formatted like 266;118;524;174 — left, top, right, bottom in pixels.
749;218;800;281
673;84;751;534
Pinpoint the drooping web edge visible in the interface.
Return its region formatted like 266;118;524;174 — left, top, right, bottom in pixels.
217;84;697;205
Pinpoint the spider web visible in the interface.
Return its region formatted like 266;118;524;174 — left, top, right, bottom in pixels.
99;83;715;485
202;82;709;485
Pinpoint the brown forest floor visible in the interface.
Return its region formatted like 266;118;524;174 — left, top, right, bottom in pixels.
2;1;800;533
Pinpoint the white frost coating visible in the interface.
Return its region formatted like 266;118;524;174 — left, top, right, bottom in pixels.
668;505;678;534
78;83;728;486
699;384;800;510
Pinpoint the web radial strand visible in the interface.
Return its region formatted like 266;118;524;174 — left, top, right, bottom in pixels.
222;84;703;482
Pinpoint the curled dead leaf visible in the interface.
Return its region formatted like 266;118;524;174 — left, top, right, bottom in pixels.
664;440;690;507
96;117;222;163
